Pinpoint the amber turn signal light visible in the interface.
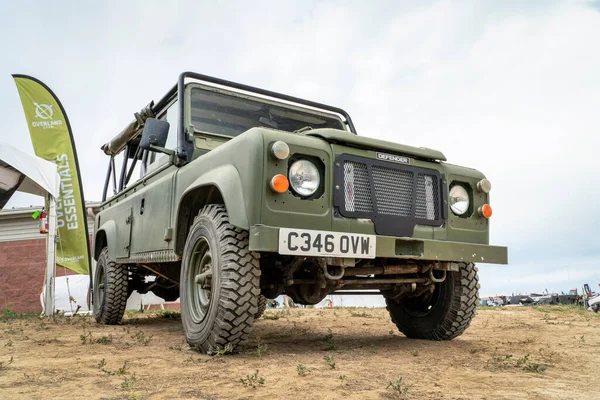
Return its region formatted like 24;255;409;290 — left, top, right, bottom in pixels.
270;174;289;193
478;204;493;218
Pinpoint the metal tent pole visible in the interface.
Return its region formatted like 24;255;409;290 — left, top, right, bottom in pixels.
44;193;57;317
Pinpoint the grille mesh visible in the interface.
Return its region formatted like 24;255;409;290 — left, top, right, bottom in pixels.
343;162;373;213
342;160;440;221
372;165;413;217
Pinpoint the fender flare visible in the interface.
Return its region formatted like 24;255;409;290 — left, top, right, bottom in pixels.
174;164;249;253
94;219;117;261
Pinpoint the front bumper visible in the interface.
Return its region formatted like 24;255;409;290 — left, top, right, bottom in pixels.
249;225;508;265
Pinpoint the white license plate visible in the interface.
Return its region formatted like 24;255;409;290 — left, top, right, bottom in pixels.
278;228;376;259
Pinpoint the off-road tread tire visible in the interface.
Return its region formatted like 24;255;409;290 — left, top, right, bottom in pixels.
94;247;128;325
385;262;479;340
181;204;260;354
255;295;268;319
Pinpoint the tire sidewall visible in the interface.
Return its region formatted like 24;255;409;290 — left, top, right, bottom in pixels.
180;214;222;345
93;250;108;321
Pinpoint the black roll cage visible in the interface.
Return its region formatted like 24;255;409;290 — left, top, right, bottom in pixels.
102;71;357;202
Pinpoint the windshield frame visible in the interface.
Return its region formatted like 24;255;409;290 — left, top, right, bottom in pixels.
186;82;349;140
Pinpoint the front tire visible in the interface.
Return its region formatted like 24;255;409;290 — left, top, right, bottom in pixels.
93;247;128;324
384;262;479;340
180;205;261;354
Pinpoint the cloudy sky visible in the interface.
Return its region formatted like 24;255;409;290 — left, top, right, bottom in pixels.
1;0;599;297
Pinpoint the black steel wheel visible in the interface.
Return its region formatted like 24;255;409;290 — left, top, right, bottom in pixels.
93;247;128;324
180;205;260;354
383;262;479;340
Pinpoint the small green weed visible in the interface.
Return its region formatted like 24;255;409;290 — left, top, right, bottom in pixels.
296;363;307;376
102;361;129;376
387;376;410;398
240;370;265;388
256;343;268;358
209;343;234;357
97;359;106;369
131;331;152;346
120;374;138;400
324;353;336;369
410;349;419;357
323;329;336;351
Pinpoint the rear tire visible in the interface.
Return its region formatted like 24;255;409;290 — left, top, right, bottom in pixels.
255;295;268;319
384;262;479;340
180;205;261;354
93;247;128;325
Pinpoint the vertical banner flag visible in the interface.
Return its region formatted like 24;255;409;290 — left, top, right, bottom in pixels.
12;75;91;275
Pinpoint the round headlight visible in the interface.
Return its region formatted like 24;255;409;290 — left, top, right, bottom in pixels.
449;185;470;215
288;160;320;197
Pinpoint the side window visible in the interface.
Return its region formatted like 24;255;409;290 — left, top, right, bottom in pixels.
148;100;178;168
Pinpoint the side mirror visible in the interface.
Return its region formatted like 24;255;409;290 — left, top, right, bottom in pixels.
139;118;170;150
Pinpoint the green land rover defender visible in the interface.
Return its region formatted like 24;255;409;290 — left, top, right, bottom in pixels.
93;72;507;353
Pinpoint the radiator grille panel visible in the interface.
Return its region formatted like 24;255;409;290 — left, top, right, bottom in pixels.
342;160;441;221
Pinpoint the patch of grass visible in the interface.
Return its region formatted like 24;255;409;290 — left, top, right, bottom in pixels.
156;310;180;320
80;331;113;345
350;311;375;318
339;375;346;385
296;363;307;376
387;377;410;399
323;328;336;351
410;349;419;357
0;308;38;322
240;370;265;388
324;353;336;369
120;374;138;400
486;353;514;371
95;335;114;344
130;331;152;346
488;352;546;373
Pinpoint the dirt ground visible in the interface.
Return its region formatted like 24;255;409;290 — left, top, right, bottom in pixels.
0;305;598;400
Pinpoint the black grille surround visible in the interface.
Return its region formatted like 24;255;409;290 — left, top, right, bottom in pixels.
334;154;447;237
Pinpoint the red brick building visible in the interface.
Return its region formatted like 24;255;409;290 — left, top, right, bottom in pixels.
0;204;98;313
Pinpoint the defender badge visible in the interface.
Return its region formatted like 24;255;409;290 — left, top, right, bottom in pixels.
376;152;410;165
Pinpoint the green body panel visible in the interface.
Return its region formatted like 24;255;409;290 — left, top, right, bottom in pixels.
249;225;507;264
95;84;507;266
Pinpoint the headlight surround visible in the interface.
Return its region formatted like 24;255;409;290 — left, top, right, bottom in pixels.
288;159;320;197
449;185;470;216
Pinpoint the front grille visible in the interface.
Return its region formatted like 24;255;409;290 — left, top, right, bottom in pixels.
336;155;445;237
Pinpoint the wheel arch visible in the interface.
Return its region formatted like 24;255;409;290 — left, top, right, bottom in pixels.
94;220;117;261
174;165;249;256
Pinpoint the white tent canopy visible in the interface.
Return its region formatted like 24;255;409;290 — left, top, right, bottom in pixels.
0;142;61;316
0;142;60;205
